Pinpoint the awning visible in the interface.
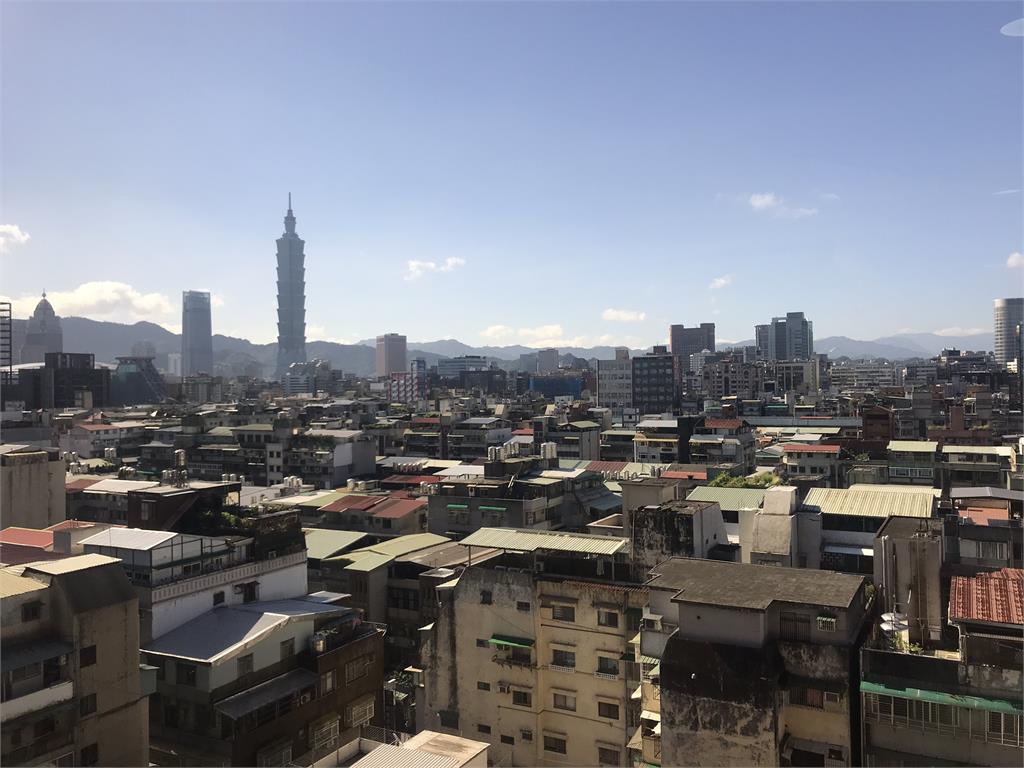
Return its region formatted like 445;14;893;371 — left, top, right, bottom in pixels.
631;685;642;700
215;669;317;720
653;722;662;736
1;638;74;673
640;709;661;722
479;505;507;512
824;544;874;557
446;503;468;510
488;634;534;649
860;680;1023;714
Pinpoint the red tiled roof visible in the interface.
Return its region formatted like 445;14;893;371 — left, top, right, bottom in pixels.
381;474;440;486
0;543;68;566
704;419;742;429
320;495;383;513
949;569;1024;626
372;497;427;519
958;507;1010;526
0;527;55;549
584;461;629;473
512;428;534;436
66;477;102;491
781;443;841;454
663;470;707;480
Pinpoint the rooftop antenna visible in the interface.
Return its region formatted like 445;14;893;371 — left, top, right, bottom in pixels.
288;192;292;211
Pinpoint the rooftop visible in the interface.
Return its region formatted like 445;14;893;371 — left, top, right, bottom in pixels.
0;527;55;549
888;440;939;453
687;486;766;512
302;529;369;561
781;443;841;454
0;569;49;598
649;557;865;610
79;527;178;551
459;527;627;556
21;553;122;575
941;445;1015;457
949;569;1024;627
802;487;934;519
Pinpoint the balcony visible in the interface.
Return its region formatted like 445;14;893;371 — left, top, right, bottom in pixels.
150;550;306;601
1;680;74;723
549;664;576;675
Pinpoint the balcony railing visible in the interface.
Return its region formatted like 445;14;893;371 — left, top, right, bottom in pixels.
0;680;74;723
549;664;576;675
150;550;306;601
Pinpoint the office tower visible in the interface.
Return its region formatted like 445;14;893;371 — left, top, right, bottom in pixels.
537;347;559;373
597;350;633;407
376;333;407;377
276;195;307;378
19;292;63;364
181;290;213;376
669;323;715;372
632;346;675;414
755;312;814;360
994;298;1024;368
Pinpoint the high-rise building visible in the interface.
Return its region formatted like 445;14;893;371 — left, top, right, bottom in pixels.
276;195;307;378
755;312;814;360
669;323;715;372
632;345;675;414
537;347;559;373
181;290;213;376
19;292;63;364
376;333;407;377
993;297;1024;368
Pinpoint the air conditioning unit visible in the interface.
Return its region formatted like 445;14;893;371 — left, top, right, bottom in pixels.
498;684;511;693
299;693;312;705
58;654;68;665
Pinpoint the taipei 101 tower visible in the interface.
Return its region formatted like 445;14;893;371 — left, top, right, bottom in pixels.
275;194;307;378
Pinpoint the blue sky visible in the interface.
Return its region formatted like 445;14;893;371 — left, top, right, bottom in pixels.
2;1;1022;348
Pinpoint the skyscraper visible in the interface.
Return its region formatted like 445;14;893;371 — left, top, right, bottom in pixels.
276;195;307;378
994;298;1024;369
19;292;63;364
181;290;213;376
669;323;715;373
376;333;407;377
754;312;814;361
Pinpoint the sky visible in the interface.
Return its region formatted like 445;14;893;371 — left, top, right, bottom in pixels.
2;1;1022;349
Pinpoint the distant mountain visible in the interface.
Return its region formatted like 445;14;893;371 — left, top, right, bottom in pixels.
722;332;993;361
874;332;993;356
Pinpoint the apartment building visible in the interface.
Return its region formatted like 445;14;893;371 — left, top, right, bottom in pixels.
886;440;939;485
449;417;512;461
781;443;842;487
532;417;602;461
144;596;385;766
287;428;376;489
597;354;633;408
700;359;764;400
645;558;869;767
1;555;152;767
940;445;1017;490
669;323;715;373
632;348;675;415
633;419;679;464
1;444;65;529
690;418;757;473
415;528;643;767
403;416;451;459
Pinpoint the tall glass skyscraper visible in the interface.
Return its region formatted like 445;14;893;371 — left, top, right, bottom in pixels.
276;195;307;379
994;298;1024;369
181;290;213;376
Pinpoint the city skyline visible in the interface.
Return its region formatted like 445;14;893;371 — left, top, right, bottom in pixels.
2;2;1022;347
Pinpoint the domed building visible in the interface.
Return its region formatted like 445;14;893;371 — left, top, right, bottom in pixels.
20;292;63;363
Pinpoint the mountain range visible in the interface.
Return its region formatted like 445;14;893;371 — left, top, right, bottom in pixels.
11;317;993;377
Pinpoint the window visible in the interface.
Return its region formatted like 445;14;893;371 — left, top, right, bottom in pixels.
790;687;824;709
552;604;575;622
551;649;576;669
516;601;531;612
477;681;491;691
520;729;533;742
176;663;197;686
598;610;619;628
512;690;532;707
310;717;340;751
237;654;254;677
320;669;335;695
476;723;491;735
256;743;292;767
21;601;41;622
80;645;97;667
780;611;811;642
80;744;98;767
280;638;295;660
480;590;493;605
597;657;620;676
598;701;620;719
598;746;621;765
439;711;459;729
501;735;515;745
346;655;372;683
553;693;576;711
80;694;97;716
213;591;225;606
347;696;374;727
544;735;567;754
183;562;201;577
816;615;837;632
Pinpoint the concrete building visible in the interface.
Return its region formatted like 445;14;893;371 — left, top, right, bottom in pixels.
830;361;898;391
375;334;407;378
0;444;65;529
669;323;715;373
181;290;213;377
532;418;602;461
110;356;166;406
449;417;512;461
536;348;559;374
632;347;675;415
700;358;764;400
993;297;1024;369
0;554;152;767
886;440;939;485
17;353;111;410
646;559;869;767
437;355;490;380
19;293;63;364
415;528;642;767
275;196;307;379
597;354;633;408
756;312;815;361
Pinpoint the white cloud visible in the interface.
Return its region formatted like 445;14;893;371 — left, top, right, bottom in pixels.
404;256;466;280
517;324;565;341
478;324;640;349
479;325;515;341
1000;18;1024;36
748;192;818;219
1006;251;1024;269
819;192;841;201
934;327;987;337
709;274;733;290
306;323;355;344
0;224;30;253
993;189;1021;196
0;281;175;325
602;308;646;323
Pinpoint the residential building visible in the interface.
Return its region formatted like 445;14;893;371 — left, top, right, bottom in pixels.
781;443;842;487
647;558;869;767
403;416;451;459
415;528;643;767
0;554;152;767
632;347;675;415
1;444;65;529
755;312;815;361
449;417;512;461
143;596;385;767
690;418;757;473
316;492;428;540
632;419;679;464
59;419;150;459
993;297;1024;369
532;417;602;461
537;348;559;374
18;293;63;364
375;334;407;378
181;290;214;377
287;429;376;489
941;444;1017;490
701;358;763;400
275;196;307;379
597;355;633;408
886;440;939;485
628;498;729;575
763;360;819;395
669;323;715;374
600;428;637;462
830;361;898;391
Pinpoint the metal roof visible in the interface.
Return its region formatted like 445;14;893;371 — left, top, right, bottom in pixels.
687;486;766;512
302;529;368;561
83;478;160;494
949;487;1024;502
0;570;48;598
941;445;1015;457
802;488;934;518
350;744;459;768
79;528;178;551
215;669;318;720
459;527;627;555
888;440;939;453
949;568;1024;627
22;554;121;574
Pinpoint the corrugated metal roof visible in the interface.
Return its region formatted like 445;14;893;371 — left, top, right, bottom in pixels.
888;440;939;453
781;443;840;454
22;554;121;574
79;528;178;550
687;486;766;512
942;445;1015;456
0;528;55;549
802;488;934;518
949;569;1024;627
459;527;627;555
83;478;160;494
0;570;48;598
350;744;459;768
302;529;368;560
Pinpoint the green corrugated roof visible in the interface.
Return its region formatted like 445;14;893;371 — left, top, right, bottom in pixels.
888;440;938;453
567;420;601;429
861;680;1023;714
803;488;934;518
302;529;368;561
489;634;534;649
687;486;766;512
